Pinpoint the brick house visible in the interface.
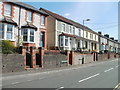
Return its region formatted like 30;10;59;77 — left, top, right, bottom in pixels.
0;1;48;49
40;8;99;52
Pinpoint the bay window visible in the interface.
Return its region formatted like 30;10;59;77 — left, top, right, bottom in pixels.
6;24;13;39
0;23;14;40
22;28;35;43
60;36;64;46
60;36;69;47
4;4;12;16
23;29;28;41
41;15;45;25
65;36;68;46
0;23;4;39
30;29;34;42
27;11;33;22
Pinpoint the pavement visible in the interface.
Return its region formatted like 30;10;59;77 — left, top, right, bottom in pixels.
1;58;120;89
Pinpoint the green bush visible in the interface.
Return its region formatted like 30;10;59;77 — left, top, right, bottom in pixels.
1;40;15;54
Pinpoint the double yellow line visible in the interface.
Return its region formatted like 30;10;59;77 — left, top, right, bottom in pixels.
113;83;120;90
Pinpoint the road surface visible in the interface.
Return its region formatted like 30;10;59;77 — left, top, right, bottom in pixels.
2;58;120;89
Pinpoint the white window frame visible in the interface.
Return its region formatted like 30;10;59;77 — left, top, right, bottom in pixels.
0;23;4;39
22;28;35;43
65;36;68;47
78;29;81;36
60;36;69;47
73;27;75;35
69;25;72;34
86;32;88;38
0;23;14;41
27;11;33;22
62;23;66;32
60;36;64;47
4;3;12;17
41;15;45;26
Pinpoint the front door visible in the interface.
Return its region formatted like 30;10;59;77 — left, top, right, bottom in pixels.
40;32;45;47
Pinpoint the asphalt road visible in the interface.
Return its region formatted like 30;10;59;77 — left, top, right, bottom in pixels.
2;58;120;89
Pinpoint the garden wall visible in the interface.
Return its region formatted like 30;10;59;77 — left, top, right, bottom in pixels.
2;54;25;73
74;53;93;65
43;52;67;68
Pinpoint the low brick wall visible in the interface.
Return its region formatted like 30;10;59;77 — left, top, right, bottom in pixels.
74;53;93;65
110;53;115;59
98;53;108;61
43;53;67;68
2;54;25;73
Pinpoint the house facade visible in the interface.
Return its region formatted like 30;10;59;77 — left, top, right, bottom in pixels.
0;1;48;49
40;8;99;52
98;32;120;53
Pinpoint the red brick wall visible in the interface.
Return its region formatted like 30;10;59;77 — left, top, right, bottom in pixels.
23;43;36;47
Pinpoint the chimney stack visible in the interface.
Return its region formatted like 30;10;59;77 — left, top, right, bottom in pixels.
104;34;109;38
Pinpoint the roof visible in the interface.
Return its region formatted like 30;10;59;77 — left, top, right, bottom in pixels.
21;22;37;30
60;32;98;43
0;17;17;26
2;0;48;16
40;8;99;35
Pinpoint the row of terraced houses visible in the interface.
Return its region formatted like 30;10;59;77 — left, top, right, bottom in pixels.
0;1;120;53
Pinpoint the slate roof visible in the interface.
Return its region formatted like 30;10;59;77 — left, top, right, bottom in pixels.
2;0;48;16
40;8;99;35
0;17;17;26
21;22;37;30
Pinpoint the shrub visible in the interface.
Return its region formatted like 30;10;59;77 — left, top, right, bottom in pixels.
1;40;15;54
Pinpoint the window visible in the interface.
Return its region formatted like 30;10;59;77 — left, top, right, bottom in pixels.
4;4;12;16
29;29;34;42
95;35;96;40
60;36;64;46
73;27;75;34
41;16;45;25
27;11;32;22
6;24;13;39
23;29;28;41
86;32;88;38
90;33;93;39
85;41;88;48
65;36;68;46
62;24;65;32
0;23;4;39
69;26;72;33
40;32;45;47
22;28;35;42
0;23;14;40
79;29;81;36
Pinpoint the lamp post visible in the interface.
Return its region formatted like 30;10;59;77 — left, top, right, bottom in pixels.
82;19;90;52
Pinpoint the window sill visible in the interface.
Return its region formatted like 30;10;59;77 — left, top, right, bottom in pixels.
23;41;35;44
4;15;12;18
0;39;15;42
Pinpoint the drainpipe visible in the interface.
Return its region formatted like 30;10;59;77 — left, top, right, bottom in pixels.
17;7;21;47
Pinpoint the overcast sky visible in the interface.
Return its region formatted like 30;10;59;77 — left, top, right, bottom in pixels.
24;2;118;40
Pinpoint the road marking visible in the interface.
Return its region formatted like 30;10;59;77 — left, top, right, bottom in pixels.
104;68;114;72
78;73;100;83
55;86;64;90
113;83;120;90
11;82;19;85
